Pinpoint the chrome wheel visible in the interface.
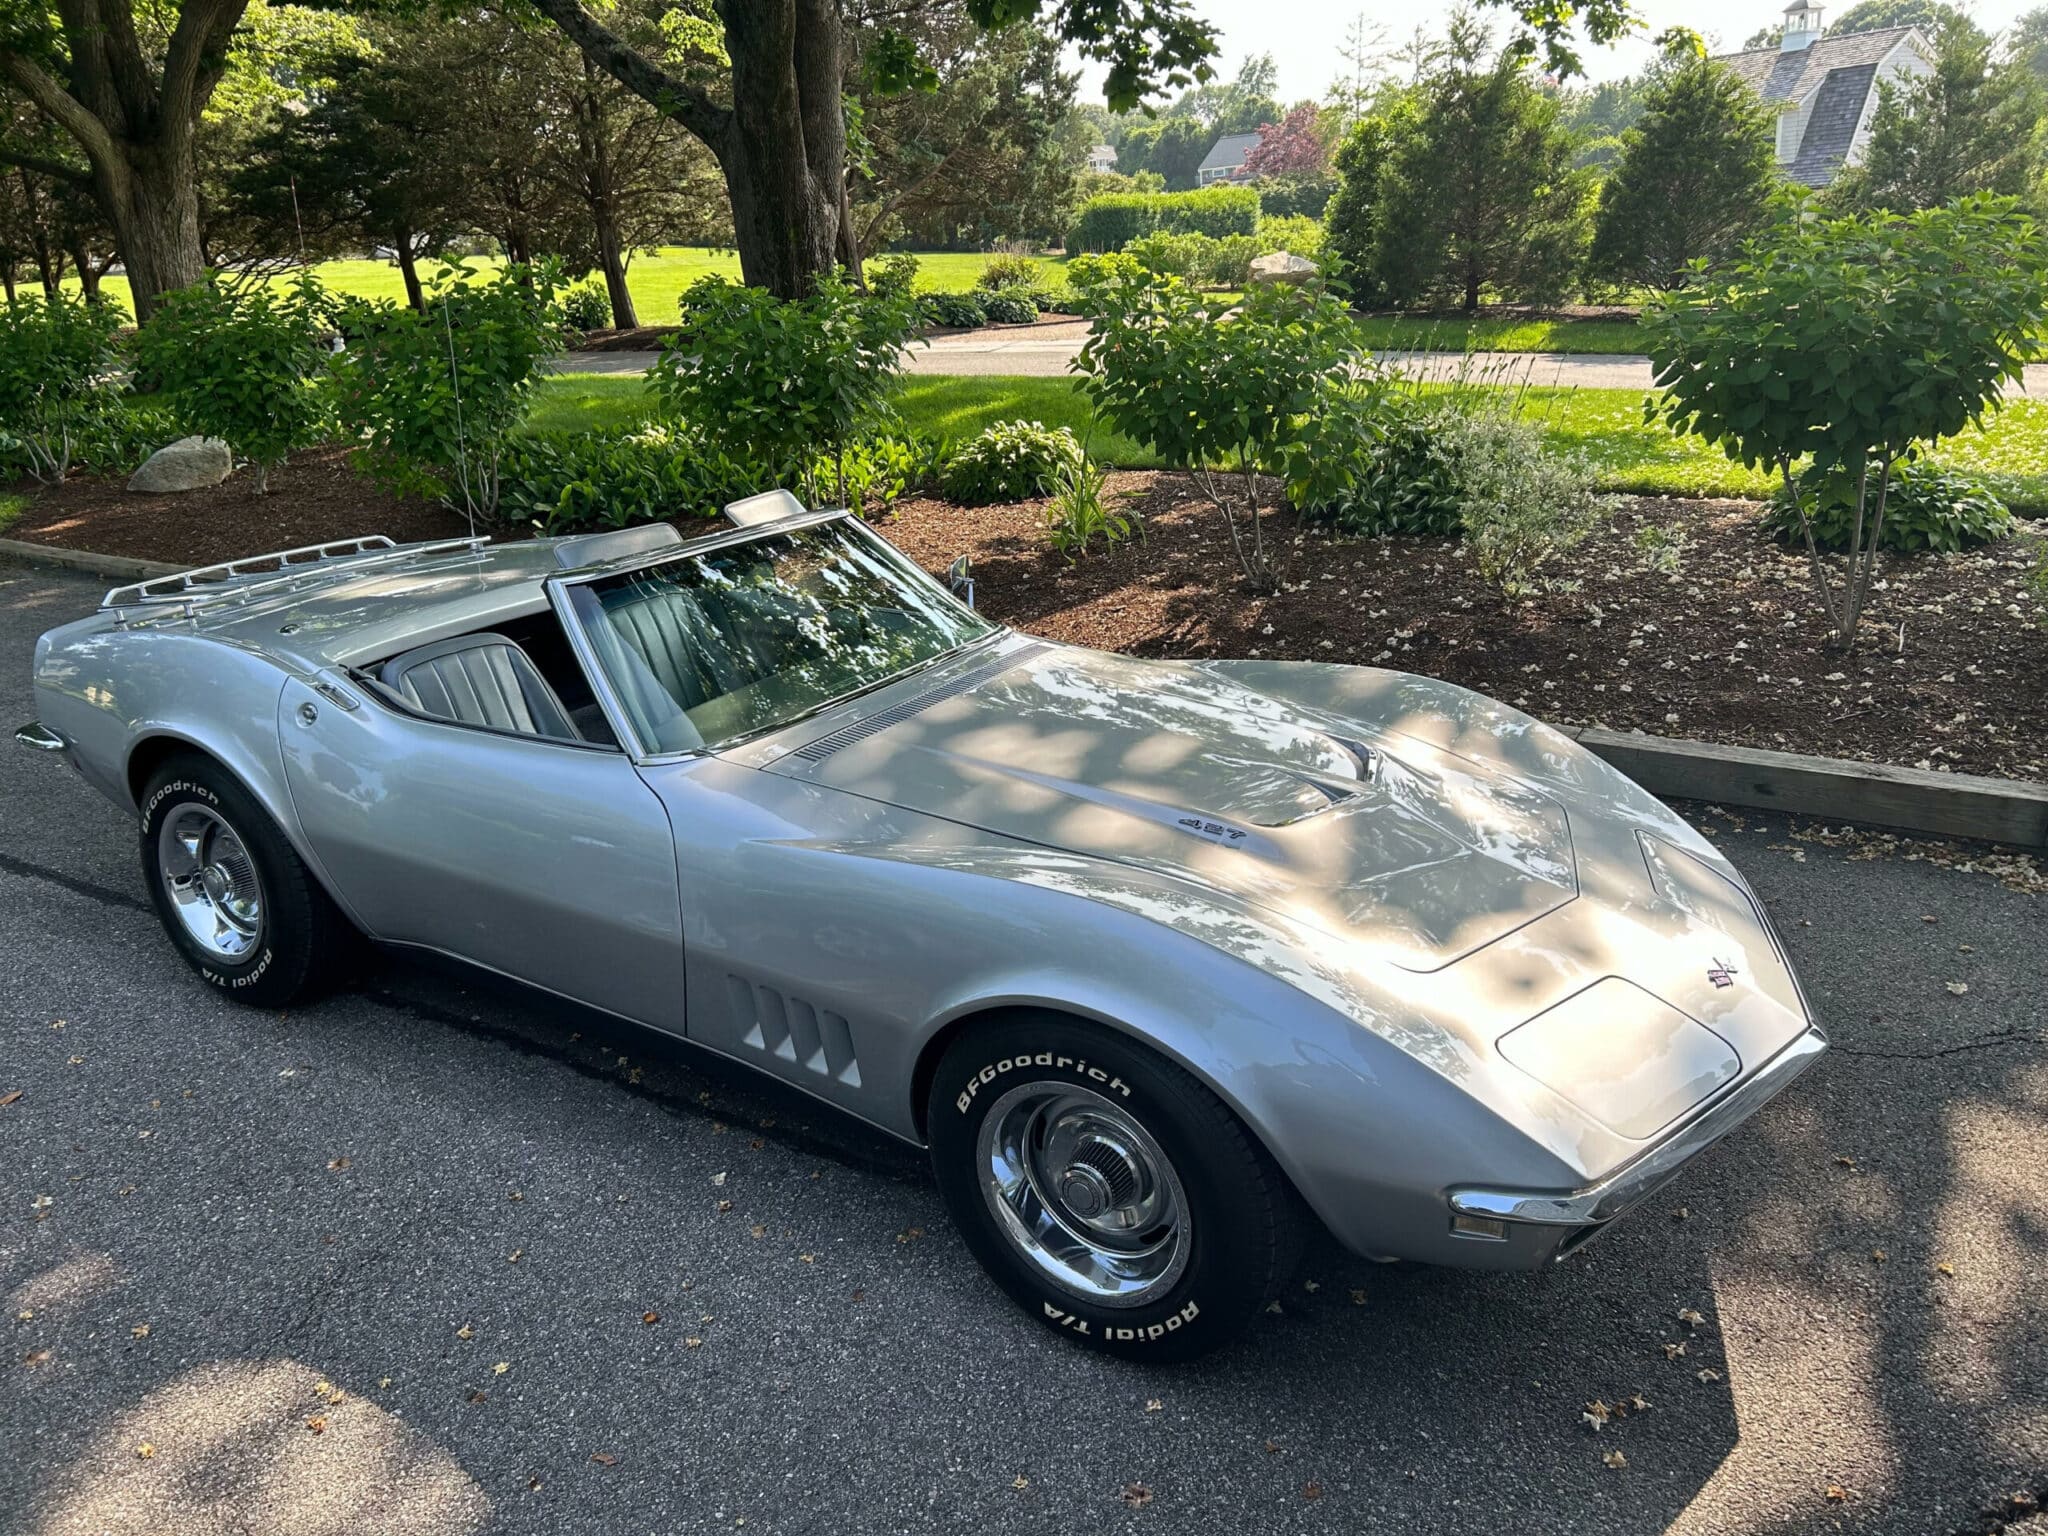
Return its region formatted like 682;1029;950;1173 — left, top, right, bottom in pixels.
977;1082;1190;1307
156;805;265;962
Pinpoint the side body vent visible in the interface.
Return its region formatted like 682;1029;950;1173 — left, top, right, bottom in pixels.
791;641;1048;764
726;975;861;1089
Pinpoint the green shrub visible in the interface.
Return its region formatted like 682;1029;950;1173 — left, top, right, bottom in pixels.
0;294;125;483
1068;187;1262;252
1289;395;1464;537
1253;172;1338;220
1762;461;2014;553
922;290;988;329
1045;453;1138;559
1127;230;1217;283
501;424;747;531
0;399;184;481
1074;263;1364;590
868;252;921;300
975;253;1040;291
136;275;329;494
1450;415;1606;596
559;283;612;332
1646;194;2048;645
980;290;1039;325
942;419;1085;505
649;272;919;508
328;261;563;522
824;429;950;518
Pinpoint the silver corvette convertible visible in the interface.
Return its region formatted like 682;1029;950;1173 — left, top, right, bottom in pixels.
19;493;1825;1359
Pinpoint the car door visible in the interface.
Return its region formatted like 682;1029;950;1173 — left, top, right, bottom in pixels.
277;672;684;1032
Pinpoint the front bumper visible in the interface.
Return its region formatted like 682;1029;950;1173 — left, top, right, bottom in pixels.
1448;1024;1828;1252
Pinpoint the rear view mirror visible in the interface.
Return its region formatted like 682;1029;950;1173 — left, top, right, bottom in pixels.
946;555;975;610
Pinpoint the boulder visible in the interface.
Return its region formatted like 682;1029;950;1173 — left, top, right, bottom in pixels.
127;436;232;495
1248;251;1320;286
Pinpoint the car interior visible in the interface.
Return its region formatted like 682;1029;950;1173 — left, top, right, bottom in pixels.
364;607;621;749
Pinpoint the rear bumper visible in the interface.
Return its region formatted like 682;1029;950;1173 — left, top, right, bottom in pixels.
15;720;66;753
1447;1025;1828;1255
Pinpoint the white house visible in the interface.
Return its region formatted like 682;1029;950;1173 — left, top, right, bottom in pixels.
1195;132;1261;186
1714;1;1932;187
1084;143;1118;175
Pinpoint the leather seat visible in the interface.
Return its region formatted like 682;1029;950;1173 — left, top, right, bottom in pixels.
378;633;580;740
600;581;753;712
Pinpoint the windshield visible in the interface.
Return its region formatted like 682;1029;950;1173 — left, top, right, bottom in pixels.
565;518;997;754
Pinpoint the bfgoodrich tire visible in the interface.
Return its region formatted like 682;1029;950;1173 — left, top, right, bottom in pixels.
139;754;352;1007
929;1014;1303;1362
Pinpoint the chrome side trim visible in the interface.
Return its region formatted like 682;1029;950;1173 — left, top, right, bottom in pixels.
1449;1025;1828;1227
15;721;66;752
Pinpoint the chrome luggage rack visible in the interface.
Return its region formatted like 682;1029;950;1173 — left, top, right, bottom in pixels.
101;534;490;619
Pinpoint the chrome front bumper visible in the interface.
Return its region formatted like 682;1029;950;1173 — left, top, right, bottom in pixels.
1449;1025;1828;1233
15;721;66;752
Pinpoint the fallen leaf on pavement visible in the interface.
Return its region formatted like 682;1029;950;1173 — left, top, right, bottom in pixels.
1349;1289;1367;1306
1582;1400;1611;1431
1302;1279;1320;1293
1946;982;1970;995
711;1172;727;1187
1119;1483;1152;1509
1697;1368;1723;1383
456;1325;474;1340
0;1090;21;1107
643;1311;660;1326
1264;1440;1282;1454
493;1362;509;1376
1304;1481;1323;1499
131;1324;150;1338
591;1452;618;1467
1826;1485;1851;1503
305;1416;327;1434
684;1337;703;1349
23;1350;51;1368
1662;1341;1687;1360
1604;1451;1628;1470
1629;1394;1652;1413
1012;1475;1028;1490
508;1250;523;1264
1935;1261;1955;1276
716;1200;733;1214
1834;1156;1857;1170
136;1443;155;1459
1144;1399;1162;1413
1677;1307;1704;1327
327;1157;350;1171
1872;1248;1887;1264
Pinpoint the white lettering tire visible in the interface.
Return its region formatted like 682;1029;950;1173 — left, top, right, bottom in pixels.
929;1014;1302;1362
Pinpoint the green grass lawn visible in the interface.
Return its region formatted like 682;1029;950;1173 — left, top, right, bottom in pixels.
67;248;1073;323
528;373;2048;512
1357;315;1646;356
0;492;25;534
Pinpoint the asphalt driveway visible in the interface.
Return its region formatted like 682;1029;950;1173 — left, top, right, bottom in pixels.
3;562;2044;1536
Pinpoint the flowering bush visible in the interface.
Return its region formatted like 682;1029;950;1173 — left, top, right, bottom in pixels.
941;419;1085;505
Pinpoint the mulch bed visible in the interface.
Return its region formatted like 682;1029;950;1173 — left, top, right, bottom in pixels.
5;447;472;567
8;456;2042;782
881;473;2048;784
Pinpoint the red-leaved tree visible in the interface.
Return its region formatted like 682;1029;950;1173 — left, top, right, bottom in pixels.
1242;105;1329;178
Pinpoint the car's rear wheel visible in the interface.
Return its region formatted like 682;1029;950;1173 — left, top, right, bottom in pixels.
139;754;352;1007
928;1014;1302;1361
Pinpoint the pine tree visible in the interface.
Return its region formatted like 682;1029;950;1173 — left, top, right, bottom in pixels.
1588;60;1778;291
1370;17;1594;311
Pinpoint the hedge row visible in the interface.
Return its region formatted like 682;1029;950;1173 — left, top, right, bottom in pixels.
1068;187;1262;252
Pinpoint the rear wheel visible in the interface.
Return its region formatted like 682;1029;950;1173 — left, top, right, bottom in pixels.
139;755;352;1006
928;1014;1302;1361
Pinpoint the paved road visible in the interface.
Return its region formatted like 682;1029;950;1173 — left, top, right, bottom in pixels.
4;562;2045;1536
558;338;2048;393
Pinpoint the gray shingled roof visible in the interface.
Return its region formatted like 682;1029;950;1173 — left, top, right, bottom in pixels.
1712;25;1916;105
1197;132;1261;176
1713;26;1924;187
1786;61;1879;184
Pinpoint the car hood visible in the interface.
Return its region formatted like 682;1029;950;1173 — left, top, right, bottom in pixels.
757;641;1578;970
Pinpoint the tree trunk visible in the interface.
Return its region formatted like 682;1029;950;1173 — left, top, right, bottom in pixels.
1;263;14;301
1463;260;1480;314
574;60;638;329
91;142;207;321
528;0;847;299
396;235;426;311
69;239;101;299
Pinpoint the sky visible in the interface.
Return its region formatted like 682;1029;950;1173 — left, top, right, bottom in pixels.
1076;0;2042;101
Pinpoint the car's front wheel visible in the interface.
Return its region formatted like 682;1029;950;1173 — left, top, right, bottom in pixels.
929;1014;1302;1361
139;754;351;1007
